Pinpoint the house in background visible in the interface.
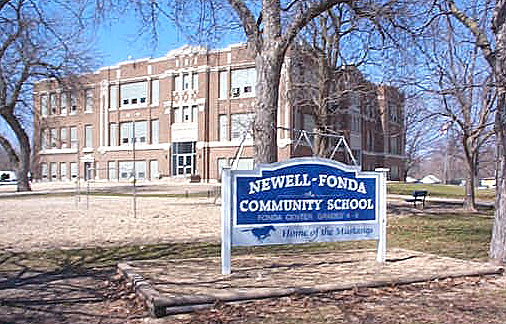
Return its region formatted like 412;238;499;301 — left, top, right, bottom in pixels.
33;44;405;183
420;174;441;184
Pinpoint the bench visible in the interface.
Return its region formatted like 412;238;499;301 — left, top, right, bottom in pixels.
405;190;428;208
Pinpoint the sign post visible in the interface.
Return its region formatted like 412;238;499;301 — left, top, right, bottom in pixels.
221;158;387;275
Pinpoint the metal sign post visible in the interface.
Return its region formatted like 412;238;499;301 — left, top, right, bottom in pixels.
221;157;387;275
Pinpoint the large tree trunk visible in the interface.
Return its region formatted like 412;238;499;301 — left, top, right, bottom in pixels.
463;162;477;211
2;113;31;192
314;52;331;158
254;49;283;164
490;0;506;263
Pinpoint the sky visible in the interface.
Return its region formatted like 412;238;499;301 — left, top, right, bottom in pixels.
94;16;244;68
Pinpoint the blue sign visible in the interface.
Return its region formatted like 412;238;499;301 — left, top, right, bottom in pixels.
234;162;378;226
221;157;387;275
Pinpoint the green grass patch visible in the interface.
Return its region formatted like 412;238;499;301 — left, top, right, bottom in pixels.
388;182;495;200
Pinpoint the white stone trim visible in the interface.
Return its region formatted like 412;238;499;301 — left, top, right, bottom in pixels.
39;148;78;155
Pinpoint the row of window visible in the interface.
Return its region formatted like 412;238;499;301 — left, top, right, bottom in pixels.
109;120;159;146
218;113;255;141
40;126;86;150
219;68;256;99
173;73;199;92
40;90;92;117
40;160;160;181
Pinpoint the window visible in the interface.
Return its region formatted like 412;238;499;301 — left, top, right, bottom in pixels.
119;161;133;180
217;158;230;177
120;81;147;107
50;162;57;180
134;121;147;144
231;68;256;98
85;125;93;148
183;106;190;122
174;75;181;91
60;93;67;115
60;162;67;180
109;123;118;146
70;126;78;149
219;71;228;99
151;79;159;105
173;107;182;123
50;128;58;148
182;73;190;90
389;102;398;122
110;85;118;110
85;89;93;112
41;163;48;180
235;158;254;170
150;160;159;180
120;121;147;145
70;92;78;114
302;113;315;133
351;115;361;132
108;161;117;180
60;128;67;148
135;161;146;179
70;162;78;179
40;95;48;116
192;73;199;91
231;113;254;140
120;122;133;145
41;129;48;149
50;93;57;115
151;119;159;144
352;149;362;165
192;106;198;123
219;115;228;141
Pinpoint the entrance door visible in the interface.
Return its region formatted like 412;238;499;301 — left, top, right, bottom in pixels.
172;142;196;177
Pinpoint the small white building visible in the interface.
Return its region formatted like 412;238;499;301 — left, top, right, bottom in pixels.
420;174;441;184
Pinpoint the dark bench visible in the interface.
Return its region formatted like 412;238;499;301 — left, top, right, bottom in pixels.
405;190;428;208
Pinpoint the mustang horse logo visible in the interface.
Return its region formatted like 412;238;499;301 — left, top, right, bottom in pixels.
242;226;276;242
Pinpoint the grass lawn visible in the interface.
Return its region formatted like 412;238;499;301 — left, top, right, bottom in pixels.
388;182;496;200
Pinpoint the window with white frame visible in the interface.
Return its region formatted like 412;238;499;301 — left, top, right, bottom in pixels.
41;129;48;149
85;125;93;148
182;73;190;90
120;121;147;145
60;162;67;180
119;161;133;179
109;123;118;146
120;81;147;107
173;107;182;123
182;106;191;122
70;92;78;114
120;122;133;145
50;128;58;148
231;113;254;140
40;95;48;116
60;128;67;148
389;102;398;122
70;162;78;179
174;75;181;91
109;85;118;110
60;92;67;115
151;119;159;144
70;126;78;148
50;162;57;180
219;115;228;141
192;73;199;91
135;121;147;144
231;68;256;98
50;93;57;115
150;160;159;179
151;79;159;105
192;105;198;122
41;163;48;180
85;89;93;112
235;158;254;170
351;115;361;132
108;161;117;180
135;161;146;179
219;71;228;99
302;113;315;133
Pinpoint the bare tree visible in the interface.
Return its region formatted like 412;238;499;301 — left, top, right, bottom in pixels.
443;0;506;262
0;0;94;191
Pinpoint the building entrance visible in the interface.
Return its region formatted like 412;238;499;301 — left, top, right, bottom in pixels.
172;142;196;176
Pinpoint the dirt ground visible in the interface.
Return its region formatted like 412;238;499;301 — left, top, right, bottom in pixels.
0;195;220;252
0;192;504;323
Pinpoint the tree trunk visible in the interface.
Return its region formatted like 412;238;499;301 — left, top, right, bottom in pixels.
463;163;477;211
254;49;283;164
2;112;31;192
490;0;506;263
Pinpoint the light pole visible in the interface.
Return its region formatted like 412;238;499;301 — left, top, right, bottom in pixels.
130;112;140;218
